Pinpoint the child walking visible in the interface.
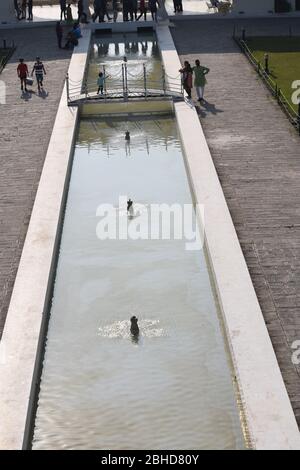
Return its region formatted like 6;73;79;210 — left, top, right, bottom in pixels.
97;72;105;95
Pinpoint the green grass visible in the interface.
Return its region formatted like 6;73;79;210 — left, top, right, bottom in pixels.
246;37;300;113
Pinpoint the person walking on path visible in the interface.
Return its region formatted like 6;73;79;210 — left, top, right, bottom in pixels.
31;57;46;93
14;0;22;20
132;0;138;20
21;0;27;19
192;59;209;102
66;3;74;23
149;0;160;21
17;58;29;93
27;0;33;20
179;60;193;99
60;0;67;20
93;0;104;22
78;0;88;22
56;21;63;49
103;0;112;21
112;0;118;22
137;0;147;20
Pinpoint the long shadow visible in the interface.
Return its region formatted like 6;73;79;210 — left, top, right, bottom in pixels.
195;99;223;117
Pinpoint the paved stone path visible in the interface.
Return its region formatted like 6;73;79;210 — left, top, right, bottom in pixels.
0;27;71;336
172;17;300;427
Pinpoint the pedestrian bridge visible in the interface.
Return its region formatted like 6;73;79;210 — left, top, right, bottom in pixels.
66;64;184;105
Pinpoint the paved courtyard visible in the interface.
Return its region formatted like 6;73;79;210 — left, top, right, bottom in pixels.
0;27;71;335
1;14;300;435
172;17;300;427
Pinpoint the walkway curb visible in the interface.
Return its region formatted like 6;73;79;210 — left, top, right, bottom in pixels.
157;24;300;450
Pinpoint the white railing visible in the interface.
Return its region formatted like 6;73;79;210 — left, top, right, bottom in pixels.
66;64;183;103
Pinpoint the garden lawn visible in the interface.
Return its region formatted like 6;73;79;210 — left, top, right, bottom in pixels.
246;36;300;113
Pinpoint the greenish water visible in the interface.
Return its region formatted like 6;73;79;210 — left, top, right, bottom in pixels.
87;32;163;93
32;115;244;450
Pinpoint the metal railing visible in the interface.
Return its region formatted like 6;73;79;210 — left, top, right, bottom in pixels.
233;31;300;135
0;40;16;74
66;64;183;104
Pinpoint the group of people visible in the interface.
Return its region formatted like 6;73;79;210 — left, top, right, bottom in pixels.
56;20;82;49
17;57;46;93
179;59;210;101
173;0;183;13
14;0;33;21
92;0;161;23
59;0;88;23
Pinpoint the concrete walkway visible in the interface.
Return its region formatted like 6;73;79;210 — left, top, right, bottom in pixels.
0;27;71;336
172;17;300;427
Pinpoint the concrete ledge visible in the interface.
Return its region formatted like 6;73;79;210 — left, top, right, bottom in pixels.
0;19;155;32
0;29;91;450
157;24;300;450
81;99;174;117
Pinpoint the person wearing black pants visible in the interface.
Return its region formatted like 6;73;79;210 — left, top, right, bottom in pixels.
137;0;147;20
28;0;33;20
56;21;63;49
78;0;88;22
60;0;67;20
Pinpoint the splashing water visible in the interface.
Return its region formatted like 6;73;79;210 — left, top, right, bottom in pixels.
98;319;166;340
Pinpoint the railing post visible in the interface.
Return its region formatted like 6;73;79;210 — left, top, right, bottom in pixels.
124;62;128;101
162;65;166;96
84;77;88;98
242;28;246;42
66;73;70;103
3;39;6;49
103;65;107;97
143;63;147;98
122;63;125;99
257;62;260;74
264;53;269;75
277;88;281;103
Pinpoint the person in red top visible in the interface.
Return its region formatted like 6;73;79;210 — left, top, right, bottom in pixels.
137;0;147;20
17;58;29;92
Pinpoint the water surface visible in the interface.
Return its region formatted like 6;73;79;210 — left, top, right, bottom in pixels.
32;116;244;450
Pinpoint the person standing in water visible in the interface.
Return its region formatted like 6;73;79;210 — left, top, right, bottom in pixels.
127;199;133;212
130;316;139;336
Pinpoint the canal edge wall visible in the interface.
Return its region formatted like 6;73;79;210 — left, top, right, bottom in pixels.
156;24;300;450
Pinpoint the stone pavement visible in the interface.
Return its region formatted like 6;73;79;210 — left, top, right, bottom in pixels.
0;27;71;336
172;17;300;427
